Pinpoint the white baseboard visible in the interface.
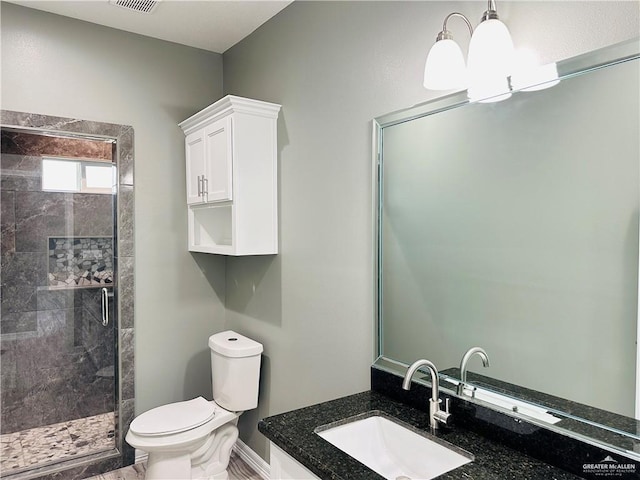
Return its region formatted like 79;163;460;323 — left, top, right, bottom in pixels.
134;449;148;464
134;441;269;480
233;438;270;480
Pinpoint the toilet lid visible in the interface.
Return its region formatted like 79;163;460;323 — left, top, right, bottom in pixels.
130;397;216;436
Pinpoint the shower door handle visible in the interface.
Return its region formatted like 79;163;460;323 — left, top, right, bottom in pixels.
101;287;114;327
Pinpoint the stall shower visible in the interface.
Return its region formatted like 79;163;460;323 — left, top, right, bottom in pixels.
0;111;135;480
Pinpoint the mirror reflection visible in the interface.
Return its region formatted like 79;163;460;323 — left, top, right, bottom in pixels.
376;39;640;452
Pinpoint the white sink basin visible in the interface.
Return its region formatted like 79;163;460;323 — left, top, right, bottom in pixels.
316;414;472;480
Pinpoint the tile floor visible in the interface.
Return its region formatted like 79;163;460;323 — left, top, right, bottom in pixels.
85;452;263;480
0;412;115;475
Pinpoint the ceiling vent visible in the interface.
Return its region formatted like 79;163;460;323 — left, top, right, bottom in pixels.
109;0;162;14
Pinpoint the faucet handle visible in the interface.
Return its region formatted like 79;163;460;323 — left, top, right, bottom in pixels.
434;400;453;426
458;382;477;398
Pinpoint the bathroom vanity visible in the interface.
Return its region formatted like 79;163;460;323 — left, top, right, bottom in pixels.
260;366;640;479
260;381;583;479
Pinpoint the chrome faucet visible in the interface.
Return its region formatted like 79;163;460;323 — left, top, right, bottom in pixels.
402;359;451;431
458;347;490;396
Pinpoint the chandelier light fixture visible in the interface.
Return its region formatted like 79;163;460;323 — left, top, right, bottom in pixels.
423;0;558;102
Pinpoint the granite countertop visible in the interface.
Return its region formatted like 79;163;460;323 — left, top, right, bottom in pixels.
259;390;582;480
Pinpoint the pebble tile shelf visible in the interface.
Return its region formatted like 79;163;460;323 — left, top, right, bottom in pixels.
48;237;114;287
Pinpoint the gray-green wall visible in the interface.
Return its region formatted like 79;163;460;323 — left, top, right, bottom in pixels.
1;2;227;415
222;1;640;459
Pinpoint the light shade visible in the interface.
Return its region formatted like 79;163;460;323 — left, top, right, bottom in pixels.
423;38;467;91
466;18;514;102
467;77;512;103
511;62;560;92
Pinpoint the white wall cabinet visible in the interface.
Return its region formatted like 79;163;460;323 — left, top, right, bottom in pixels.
180;95;280;255
270;443;322;480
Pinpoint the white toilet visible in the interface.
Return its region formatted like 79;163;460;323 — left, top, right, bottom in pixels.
126;331;263;480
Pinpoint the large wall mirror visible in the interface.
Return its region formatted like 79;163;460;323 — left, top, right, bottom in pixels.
374;38;640;457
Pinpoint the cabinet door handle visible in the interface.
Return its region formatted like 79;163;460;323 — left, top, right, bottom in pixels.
197;175;202;196
203;177;209;197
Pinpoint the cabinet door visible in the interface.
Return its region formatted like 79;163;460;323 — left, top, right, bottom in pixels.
185;130;206;205
270;443;321;480
203;116;233;203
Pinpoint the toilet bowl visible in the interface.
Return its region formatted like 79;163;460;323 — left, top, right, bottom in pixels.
126;331;263;480
127;397;239;480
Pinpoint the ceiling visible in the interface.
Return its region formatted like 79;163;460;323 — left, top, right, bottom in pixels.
4;0;293;53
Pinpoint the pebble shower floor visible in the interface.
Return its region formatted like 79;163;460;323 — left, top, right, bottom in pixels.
0;412;114;475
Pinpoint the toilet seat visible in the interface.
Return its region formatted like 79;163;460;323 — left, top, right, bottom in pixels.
130;397;216;436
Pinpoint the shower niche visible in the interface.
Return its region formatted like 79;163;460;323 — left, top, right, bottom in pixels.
48;236;114;287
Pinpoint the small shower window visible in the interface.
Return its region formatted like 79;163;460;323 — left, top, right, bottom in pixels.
42;157;114;194
42;158;79;192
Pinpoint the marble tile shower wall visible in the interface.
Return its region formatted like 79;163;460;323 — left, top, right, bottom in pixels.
76;288;114;374
0;145;115;436
1;130;113;160
0;110;135;480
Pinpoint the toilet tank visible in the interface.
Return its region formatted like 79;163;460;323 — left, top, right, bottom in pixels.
208;330;263;412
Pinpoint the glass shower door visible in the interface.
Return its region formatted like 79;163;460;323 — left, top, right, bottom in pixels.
0;127;118;475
